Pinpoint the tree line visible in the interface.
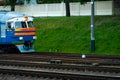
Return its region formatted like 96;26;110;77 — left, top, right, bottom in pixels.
3;0;109;11
3;0;112;17
37;0;109;4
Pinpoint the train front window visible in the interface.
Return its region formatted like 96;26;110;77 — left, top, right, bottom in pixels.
28;21;34;27
15;22;22;28
15;22;27;28
21;22;27;28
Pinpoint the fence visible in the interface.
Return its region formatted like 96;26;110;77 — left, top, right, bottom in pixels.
0;1;113;17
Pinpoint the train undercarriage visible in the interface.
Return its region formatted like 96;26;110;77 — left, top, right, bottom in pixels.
0;41;34;53
0;44;20;53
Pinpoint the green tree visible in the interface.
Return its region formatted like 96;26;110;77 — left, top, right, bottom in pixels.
63;0;109;17
64;0;70;17
64;0;91;17
37;0;90;17
4;0;30;11
9;0;16;11
4;0;16;11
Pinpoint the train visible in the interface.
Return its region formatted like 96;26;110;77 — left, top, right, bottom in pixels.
0;10;37;53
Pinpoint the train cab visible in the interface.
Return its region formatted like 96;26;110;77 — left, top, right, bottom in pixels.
0;10;37;53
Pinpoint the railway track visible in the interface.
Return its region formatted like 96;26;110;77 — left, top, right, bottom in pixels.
0;52;119;66
0;68;119;80
0;52;119;80
0;60;120;73
0;60;119;80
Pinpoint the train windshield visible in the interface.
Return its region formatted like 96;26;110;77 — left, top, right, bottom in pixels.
15;22;27;28
15;21;34;28
28;21;34;27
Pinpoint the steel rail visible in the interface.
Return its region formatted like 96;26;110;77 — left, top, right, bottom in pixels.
0;60;119;73
0;52;120;59
0;67;119;80
0;53;120;66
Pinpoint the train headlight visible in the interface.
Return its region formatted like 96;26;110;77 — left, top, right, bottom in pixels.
33;36;37;40
19;37;23;40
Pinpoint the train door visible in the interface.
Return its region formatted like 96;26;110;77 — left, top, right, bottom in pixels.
6;22;15;42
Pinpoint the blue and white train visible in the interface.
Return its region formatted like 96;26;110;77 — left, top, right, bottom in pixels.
0;10;37;53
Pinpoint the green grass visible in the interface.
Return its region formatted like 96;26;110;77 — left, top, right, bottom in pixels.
34;16;120;55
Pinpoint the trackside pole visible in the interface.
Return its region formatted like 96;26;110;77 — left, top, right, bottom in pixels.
91;0;95;52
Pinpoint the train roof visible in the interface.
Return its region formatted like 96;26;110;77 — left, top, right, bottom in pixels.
0;10;26;22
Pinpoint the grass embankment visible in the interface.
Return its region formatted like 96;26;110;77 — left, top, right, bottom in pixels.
34;16;120;55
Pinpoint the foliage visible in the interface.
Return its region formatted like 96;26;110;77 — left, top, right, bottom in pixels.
9;0;16;11
3;0;16;11
3;0;10;5
4;0;30;11
37;0;61;4
26;0;31;3
37;0;111;4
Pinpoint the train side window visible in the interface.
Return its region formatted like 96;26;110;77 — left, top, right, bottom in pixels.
7;22;11;29
7;22;14;29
